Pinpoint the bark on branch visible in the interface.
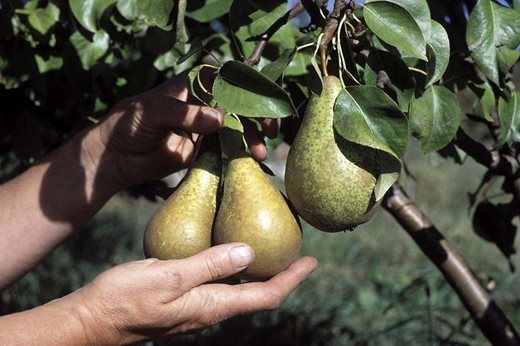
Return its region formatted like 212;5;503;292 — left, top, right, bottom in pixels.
318;0;347;76
244;3;306;66
455;128;520;215
383;183;520;345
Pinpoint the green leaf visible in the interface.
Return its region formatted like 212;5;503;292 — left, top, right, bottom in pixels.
154;49;181;71
137;1;175;30
224;113;244;132
377;0;431;39
69;30;109;70
425;21;450;87
285;50;311;77
220;114;247;160
410;86;462;154
260;48;296;82
497;46;520;76
373;154;402;202
35;55;63;73
466;0;520;84
468;82;495;122
114;1;174;30
494;3;520;48
363;1;426;60
213;61;296;118
69;0;116;33
116;0;138;20
177;37;203;65
334;86;408;158
188;64;217;106
187;0;233;23
364;49;415;112
27;2;60;35
231;2;297;58
334;86;408;200
496;92;520;148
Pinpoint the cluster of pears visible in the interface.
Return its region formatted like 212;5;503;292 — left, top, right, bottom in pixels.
144;135;302;281
285;75;380;232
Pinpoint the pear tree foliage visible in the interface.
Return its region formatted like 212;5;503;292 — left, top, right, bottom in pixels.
1;0;520;268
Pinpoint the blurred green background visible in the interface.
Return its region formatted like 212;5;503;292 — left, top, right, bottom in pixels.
2;137;519;346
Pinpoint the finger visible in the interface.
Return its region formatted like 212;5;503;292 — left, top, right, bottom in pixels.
230;256;319;313
142;95;222;134
150;70;190;101
152;67;217;104
171;256;318;332
157;243;255;291
154;133;198;172
243;119;267;161
260;118;280;139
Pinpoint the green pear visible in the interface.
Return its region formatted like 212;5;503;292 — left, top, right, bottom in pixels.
213;154;302;281
143;140;221;260
285;75;379;232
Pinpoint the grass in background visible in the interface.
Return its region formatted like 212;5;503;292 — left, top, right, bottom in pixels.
2;139;520;345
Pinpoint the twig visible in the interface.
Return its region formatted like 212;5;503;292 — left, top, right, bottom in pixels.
244;3;306;66
318;0;348;76
455;128;518;176
383;183;520;346
455;127;520;215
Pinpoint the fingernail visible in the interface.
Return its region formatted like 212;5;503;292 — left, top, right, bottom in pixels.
229;245;255;268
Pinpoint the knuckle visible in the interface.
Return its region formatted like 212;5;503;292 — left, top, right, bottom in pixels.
162;270;185;293
184;105;202;122
205;255;226;281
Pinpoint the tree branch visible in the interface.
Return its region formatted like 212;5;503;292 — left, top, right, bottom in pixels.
455;128;518;175
244;3;306;66
383;183;520;346
318;0;348;76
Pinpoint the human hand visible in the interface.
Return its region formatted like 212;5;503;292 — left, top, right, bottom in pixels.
92;71;280;190
67;243;317;345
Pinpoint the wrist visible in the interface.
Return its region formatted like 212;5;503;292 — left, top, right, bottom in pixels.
69;287;135;345
0;296;98;346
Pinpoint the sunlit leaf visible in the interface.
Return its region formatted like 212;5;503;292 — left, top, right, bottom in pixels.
466;0;520;84
425;20;450;87
261;48;296;82
334;86;408;200
364;49;415;112
213;61;296;118
410;85;462;154
69;0;116;32
468;82;495;122
69;30;109;70
35;55;63;73
363;1;426;60
496;92;520;148
27;2;60;35
379;0;431;39
187;0;233;23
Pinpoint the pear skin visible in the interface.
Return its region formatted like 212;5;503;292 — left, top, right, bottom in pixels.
143;146;220;260
214;155;302;281
285;75;379;232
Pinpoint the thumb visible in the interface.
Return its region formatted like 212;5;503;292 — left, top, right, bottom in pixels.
159;243;255;289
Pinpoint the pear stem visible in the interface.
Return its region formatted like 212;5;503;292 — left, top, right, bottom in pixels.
383;183;520;345
318;0;350;77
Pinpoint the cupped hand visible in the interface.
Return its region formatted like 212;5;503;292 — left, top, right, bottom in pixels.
68;244;317;345
94;71;279;189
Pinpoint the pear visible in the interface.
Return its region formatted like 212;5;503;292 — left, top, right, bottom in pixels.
285;75;379;232
213;154;302;281
143;138;221;260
